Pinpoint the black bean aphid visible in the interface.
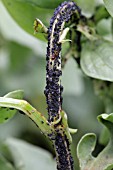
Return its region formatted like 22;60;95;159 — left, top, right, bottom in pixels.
44;1;81;170
55;133;74;170
45;1;81;123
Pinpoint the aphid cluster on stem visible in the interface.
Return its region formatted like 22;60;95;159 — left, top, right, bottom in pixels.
55;133;74;170
44;1;81;170
44;1;81;123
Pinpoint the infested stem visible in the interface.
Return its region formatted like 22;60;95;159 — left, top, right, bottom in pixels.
54;133;74;170
0;2;81;170
44;1;81;170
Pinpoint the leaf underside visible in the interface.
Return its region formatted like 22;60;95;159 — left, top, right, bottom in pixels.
81;39;113;82
1;138;56;170
77;113;113;170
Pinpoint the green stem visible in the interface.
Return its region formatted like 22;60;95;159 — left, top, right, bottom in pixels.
0;97;54;136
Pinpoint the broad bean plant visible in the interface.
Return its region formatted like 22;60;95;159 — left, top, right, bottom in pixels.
0;0;113;170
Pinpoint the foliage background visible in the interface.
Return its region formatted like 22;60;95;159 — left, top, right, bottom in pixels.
0;0;112;169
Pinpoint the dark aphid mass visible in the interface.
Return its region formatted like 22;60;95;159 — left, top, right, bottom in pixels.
55;133;74;170
44;1;81;123
44;1;81;169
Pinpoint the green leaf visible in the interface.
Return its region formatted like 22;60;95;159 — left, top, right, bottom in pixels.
1;0;53;41
77;133;96;170
4;90;24;99
15;0;64;9
105;164;113;170
0;154;15;170
96;18;112;40
96;113;113;169
7;41;32;73
81;39;113;81
3;138;56;170
0;90;24;123
77;113;113;170
0;108;16;124
94;6;110;24
104;0;113;17
75;0;96;17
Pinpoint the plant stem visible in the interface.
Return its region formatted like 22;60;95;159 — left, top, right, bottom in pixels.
54;133;74;170
44;1;81;169
0;97;54;136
